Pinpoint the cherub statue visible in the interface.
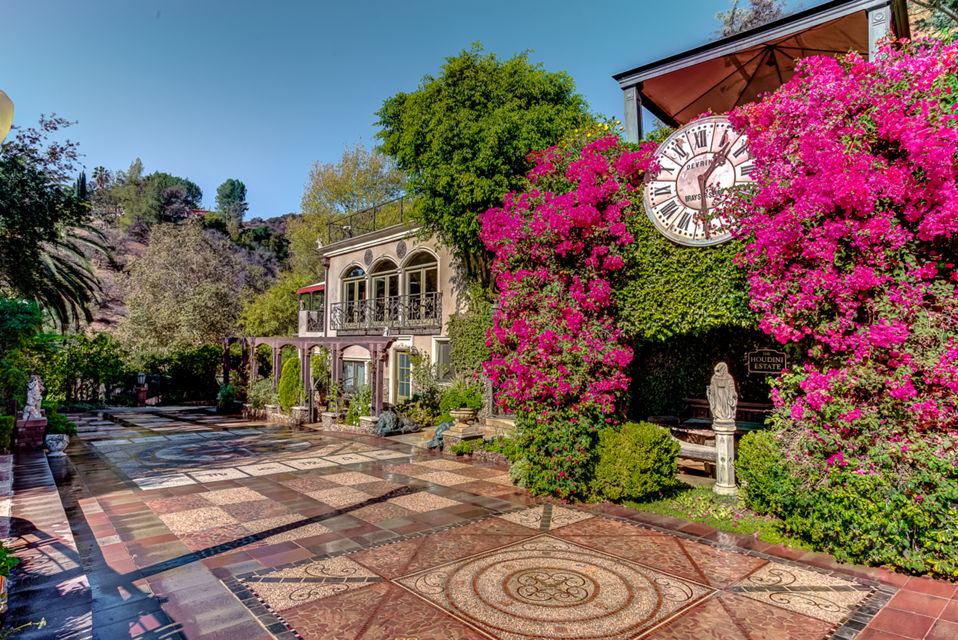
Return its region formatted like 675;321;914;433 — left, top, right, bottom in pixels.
706;362;737;422
22;375;44;421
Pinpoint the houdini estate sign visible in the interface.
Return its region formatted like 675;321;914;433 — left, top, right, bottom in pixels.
747;349;787;375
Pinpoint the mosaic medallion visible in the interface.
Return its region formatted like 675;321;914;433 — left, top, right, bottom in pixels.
363;249;374;266
397;535;710;640
141;437;311;467
396;240;407;259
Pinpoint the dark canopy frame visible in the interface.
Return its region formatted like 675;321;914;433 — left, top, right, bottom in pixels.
613;0;910;141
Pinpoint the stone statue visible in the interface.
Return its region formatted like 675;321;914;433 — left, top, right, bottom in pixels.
426;421;454;449
22;375;44;421
706;362;738;422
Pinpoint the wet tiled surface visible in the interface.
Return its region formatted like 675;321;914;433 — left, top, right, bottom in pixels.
3;407;955;639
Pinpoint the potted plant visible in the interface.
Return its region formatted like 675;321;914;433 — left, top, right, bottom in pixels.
44;413;77;457
440;380;483;425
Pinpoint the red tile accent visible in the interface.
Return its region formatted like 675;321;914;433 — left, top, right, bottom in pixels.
886;590;949;618
857;629;910;640
926;619;958;640
903;576;958;599
868;608;935;638
940;599;958;623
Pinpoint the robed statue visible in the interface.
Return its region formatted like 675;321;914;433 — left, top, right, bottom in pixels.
706;362;737;422
22;375;44;421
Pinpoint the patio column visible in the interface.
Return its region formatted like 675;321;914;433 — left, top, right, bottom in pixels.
369;344;381;417
272;346;282;391
867;2;891;61
249;341;258;383
303;346;313;421
222;339;231;387
240;340;249;386
623;84;643;144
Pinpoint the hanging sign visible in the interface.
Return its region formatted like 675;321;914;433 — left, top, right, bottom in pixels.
747;348;787;374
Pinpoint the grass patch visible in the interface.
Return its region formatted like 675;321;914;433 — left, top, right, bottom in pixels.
622;483;815;551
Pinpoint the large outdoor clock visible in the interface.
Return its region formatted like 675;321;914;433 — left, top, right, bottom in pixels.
643;115;755;247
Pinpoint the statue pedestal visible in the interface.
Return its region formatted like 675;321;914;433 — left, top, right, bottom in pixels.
442;423;483;448
15;418;47;452
711;419;738;497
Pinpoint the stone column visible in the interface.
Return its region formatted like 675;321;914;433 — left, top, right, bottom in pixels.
222;339;231;387
712;419;738;497
240;340;249;386
249;342;259;384
272;346;282;391
622;84;643;144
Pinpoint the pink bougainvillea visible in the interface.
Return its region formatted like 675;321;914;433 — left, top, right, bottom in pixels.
480;135;657;498
727;39;958;575
728;39;958;440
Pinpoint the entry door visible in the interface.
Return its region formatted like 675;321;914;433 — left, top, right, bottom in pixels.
395;352;411;401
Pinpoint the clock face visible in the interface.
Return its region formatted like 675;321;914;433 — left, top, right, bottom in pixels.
643;115;755;247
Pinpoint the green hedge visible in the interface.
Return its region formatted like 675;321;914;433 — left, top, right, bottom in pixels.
278;356;302;412
0;416;13;453
591;421;678;502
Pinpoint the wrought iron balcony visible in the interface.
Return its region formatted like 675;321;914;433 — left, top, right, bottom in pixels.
330;292;442;334
325;196;412;245
297;310;324;335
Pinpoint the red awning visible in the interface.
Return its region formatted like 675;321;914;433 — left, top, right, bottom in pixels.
297;282;325;294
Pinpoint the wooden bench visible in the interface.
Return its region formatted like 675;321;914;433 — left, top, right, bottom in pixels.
649;400;772;472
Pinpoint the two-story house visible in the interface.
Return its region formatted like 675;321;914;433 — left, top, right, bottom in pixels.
294;197;460;408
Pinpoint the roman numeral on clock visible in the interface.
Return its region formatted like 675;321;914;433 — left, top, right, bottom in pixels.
653;185;672;197
671;142;688;160
677;211;692;232
740;163;754;177
733;142;750;158
658;199;680;220
692;130;708;149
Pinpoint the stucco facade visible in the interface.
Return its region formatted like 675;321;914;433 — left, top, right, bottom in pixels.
298;223;462;406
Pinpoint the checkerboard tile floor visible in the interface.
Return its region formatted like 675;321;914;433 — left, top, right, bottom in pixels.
10;407;938;640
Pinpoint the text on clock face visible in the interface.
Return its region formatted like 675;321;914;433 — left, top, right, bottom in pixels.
643;116;756;246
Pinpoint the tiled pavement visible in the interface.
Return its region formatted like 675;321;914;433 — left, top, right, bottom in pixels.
3;408;957;639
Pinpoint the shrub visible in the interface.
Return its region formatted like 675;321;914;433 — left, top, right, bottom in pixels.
45;413;77;437
247;379;274;409
277;356;303;412
591;421;678;502
514;408;601;500
0;543;18;578
439;379;482;416
736;430;793;514
217;383;239;409
395;390;442;427
726;39;958;578
345;385;371;426
0;415;13;453
509;458;530;488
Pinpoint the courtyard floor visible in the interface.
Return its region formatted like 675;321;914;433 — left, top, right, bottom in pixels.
3;408;957;640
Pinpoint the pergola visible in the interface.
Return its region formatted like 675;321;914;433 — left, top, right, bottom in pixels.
613;0;911;142
222;336;396;420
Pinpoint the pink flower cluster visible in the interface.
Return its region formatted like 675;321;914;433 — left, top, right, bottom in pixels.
480;137;657;417
729;39;958;445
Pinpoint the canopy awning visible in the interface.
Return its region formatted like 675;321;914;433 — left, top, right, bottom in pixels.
297;282;325;295
614;0;910;132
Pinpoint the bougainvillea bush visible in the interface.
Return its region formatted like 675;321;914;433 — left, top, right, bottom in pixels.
480;136;657;499
728;39;958;577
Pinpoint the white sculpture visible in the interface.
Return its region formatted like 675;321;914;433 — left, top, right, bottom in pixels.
22;375;44;421
706;362;738;422
706;362;739;497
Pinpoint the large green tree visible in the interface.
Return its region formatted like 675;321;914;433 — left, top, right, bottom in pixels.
211;178;248;236
98;159;202;233
239;269;313;337
376;45;591;283
120;222;251;351
0;115;108;327
289;141;404;275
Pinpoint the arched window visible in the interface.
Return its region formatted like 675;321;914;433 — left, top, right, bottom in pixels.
340;265;366;328
341;266;366;304
403;252;438;297
403;252;439;325
370;259;399;300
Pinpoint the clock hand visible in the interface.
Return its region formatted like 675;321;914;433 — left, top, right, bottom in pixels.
698;143;730;238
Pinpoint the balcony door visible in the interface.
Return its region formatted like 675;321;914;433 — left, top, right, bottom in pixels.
370;260;399;326
341;266;366;329
403;253;438;326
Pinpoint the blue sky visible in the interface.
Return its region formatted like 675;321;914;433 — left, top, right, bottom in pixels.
5;0;811;218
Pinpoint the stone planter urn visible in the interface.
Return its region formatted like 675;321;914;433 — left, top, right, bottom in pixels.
44;433;70;457
449;408;478;425
444;409;481;447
